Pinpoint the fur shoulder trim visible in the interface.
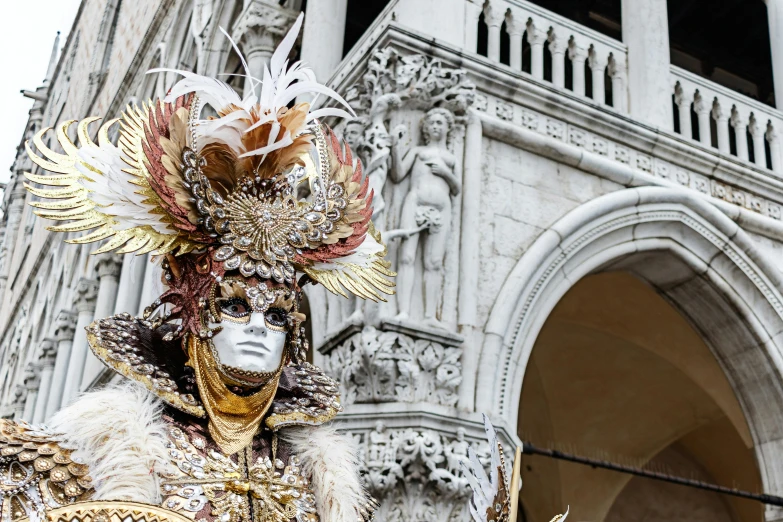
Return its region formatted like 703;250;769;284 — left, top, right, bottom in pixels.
279;423;372;522
49;380;171;503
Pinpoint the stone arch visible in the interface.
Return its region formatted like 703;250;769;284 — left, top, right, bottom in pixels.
476;186;783;500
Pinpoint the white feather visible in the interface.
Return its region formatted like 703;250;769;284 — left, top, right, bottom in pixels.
461;415;506;522
310;233;384;272
76;140;169;234
146;13;354;164
279;424;370;522
48;381;171;503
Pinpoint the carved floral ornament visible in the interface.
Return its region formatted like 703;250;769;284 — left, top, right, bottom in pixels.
322;326;462;406
353;424;494;522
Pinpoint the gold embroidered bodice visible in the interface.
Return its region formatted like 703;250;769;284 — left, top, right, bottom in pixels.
159;420;318;522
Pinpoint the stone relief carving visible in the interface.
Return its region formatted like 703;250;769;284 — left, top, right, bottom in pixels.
354;424;491;522
322;326;462;406
338;48;475;328
391;108;460;327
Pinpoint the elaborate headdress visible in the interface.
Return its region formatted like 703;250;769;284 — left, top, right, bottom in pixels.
24;14;394;452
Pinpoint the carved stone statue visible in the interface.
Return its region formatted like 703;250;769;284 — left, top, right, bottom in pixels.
392;108;460;327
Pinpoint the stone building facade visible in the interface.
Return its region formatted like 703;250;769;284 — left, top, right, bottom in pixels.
4;0;783;521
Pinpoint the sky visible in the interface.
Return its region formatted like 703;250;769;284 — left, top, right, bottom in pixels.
0;0;83;184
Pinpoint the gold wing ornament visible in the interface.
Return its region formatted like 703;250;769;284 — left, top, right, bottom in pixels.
25;95;202;256
23;13;394;302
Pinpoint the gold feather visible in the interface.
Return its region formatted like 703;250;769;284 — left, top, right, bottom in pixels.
23;112;198;256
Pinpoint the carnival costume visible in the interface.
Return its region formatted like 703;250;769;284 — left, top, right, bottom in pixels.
4;14;392;522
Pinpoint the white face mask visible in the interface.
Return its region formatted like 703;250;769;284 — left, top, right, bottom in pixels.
208;304;288;378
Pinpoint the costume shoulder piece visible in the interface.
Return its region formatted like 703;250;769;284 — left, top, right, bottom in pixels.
0;419;93;520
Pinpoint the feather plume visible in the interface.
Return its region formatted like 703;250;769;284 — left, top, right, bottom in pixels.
462;416;510;522
279;424;372;522
147;13;353;176
49;381;171;503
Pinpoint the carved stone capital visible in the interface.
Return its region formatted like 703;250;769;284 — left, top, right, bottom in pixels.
588;49;607;71
54;310;77;341
505;14;526;37
23;364;40;391
231;0;297;55
13;384;26;403
483;0;507;28
526;22;548;46
38;338;57;367
95;253;122;280
673;83;694;107
322;324;463;406
352;424;493;522
72;278;99;313
548;31;569;55
568;41;589;62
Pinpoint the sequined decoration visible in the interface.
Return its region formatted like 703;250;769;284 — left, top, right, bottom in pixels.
0;420;94;522
161;427;317;522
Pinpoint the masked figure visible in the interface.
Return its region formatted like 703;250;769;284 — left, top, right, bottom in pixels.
3;14;394;522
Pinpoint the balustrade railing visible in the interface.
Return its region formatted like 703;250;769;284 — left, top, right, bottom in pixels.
672;66;783;172
465;0;628;112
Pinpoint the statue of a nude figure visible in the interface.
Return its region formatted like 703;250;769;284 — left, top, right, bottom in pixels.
391;108;460;327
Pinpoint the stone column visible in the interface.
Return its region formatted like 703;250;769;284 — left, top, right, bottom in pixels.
45;311;76;418
61;279;98;407
751;116;769;168
0;183;27;298
483;0;505;63
589;51;607;104
80;254;122;390
549;33;569;89
465;0;484;53
507;17;525;72
301;0;347;82
12;386;25;421
458;111;483;411
621;0;673;129
608;55;628;113
765;0;783;108
568;42;589;97
528;23;547;80
674;86;694;139
32;339;56;424
22;365;40;421
114;253;146;314
713;103;730;153
731;109;750;161
232;0;298;98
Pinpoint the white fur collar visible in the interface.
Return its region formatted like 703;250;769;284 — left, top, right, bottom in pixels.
48;381;369;521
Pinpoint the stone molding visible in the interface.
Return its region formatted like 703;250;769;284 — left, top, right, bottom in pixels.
474;90;783;222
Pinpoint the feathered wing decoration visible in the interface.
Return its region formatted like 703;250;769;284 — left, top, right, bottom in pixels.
463;416;511;522
462;416;569;522
24;95;204;256
298;128;395;301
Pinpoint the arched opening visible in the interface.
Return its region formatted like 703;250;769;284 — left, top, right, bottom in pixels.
477;187;783;522
519;270;761;522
